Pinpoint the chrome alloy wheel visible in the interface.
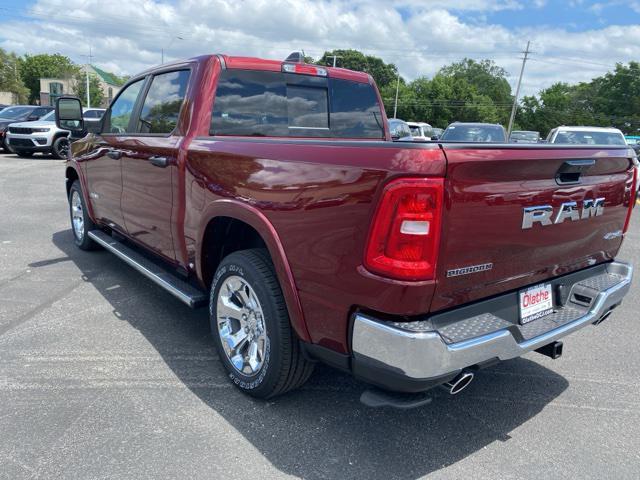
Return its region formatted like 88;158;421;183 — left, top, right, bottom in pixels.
216;275;268;376
71;191;84;240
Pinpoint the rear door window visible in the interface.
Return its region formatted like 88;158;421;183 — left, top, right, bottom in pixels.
137;70;190;134
211;70;383;138
104;79;144;134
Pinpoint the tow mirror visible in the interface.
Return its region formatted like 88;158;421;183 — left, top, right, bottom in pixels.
56;96;85;135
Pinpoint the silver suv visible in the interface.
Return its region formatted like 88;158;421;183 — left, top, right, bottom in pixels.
5;111;71;158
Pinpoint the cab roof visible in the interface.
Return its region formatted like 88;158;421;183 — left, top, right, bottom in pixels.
132;54;374;86
220;55;373;84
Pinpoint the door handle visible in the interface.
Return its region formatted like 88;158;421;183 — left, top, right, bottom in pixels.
107;149;122;160
149;156;169;168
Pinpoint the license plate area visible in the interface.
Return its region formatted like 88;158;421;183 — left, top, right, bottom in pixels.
519;283;554;325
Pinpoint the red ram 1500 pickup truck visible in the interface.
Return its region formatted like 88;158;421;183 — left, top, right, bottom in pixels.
56;54;637;403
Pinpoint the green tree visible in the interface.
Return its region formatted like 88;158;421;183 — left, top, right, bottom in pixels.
0;48;29;103
73;73;104;108
384;72;502;127
516;62;640;136
19;53;79;103
439;58;513;124
317;49;399;88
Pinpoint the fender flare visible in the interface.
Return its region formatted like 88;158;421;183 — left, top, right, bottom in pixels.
196;199;311;343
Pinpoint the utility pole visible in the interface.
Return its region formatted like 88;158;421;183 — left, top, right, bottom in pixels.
393;71;400;119
328;55;343;67
507;40;531;138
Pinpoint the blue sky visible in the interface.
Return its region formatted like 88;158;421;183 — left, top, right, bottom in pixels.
0;0;637;96
480;0;640;30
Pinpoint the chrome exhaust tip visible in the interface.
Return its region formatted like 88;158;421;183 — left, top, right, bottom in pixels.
441;371;474;395
593;310;613;326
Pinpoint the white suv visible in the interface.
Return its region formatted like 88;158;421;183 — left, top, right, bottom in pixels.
5;111;70;158
547;126;627;145
407;122;433;141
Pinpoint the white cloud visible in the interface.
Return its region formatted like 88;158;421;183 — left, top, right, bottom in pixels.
0;0;637;98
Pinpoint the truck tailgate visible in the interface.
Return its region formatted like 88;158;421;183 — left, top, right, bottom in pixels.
432;145;635;312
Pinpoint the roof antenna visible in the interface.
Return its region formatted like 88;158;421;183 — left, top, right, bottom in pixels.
285;51;304;63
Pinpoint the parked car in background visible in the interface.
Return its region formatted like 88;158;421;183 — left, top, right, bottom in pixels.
510;130;540;143
440;122;507;143
0;105;54;152
83;108;106;123
5;110;70;159
388;118;413;141
624;136;640;155
547;126;627;145
407;121;433;141
431;127;444;139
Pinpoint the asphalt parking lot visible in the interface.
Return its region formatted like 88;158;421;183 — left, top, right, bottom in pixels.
0;152;639;480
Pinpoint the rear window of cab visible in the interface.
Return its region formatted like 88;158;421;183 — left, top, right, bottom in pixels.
210;70;384;139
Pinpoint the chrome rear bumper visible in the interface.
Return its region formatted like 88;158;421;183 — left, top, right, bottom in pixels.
351;261;633;390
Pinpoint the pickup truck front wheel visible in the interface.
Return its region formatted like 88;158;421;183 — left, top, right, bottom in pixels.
210;249;314;398
68;180;98;250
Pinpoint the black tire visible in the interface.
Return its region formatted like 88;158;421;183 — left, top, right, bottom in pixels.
15;150;33;158
210;248;314;398
68;180;99;250
52;136;70;159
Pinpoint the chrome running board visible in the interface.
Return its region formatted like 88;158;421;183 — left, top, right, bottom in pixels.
88;230;207;308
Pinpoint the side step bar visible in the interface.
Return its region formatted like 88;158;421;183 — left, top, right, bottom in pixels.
88;230;208;308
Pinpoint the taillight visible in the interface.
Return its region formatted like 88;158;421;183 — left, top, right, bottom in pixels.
282;63;328;76
623;165;638;233
364;178;444;281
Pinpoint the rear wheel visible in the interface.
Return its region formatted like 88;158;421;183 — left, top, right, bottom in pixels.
210;249;314;398
68;180;98;250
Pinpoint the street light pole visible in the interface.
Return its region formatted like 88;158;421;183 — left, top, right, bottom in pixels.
328;55;343;67
83;45;93;108
162;36;184;64
393;71;400;119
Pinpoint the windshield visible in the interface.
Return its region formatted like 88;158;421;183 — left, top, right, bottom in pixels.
40;111;55;121
510;131;539;142
409;126;422;136
441;124;506;142
0;106;32;119
553;131;626;145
